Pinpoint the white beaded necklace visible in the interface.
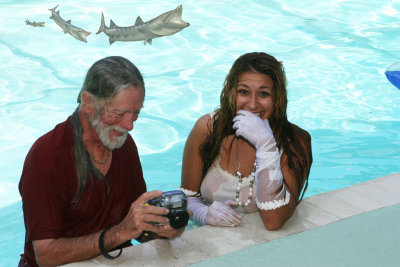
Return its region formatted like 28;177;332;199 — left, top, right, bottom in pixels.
233;138;257;207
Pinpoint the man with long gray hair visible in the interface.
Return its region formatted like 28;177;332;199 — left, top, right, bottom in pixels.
19;56;185;267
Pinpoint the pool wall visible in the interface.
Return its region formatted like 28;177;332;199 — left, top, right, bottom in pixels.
62;172;400;266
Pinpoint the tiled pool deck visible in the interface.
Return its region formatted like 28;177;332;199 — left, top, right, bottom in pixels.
64;172;400;267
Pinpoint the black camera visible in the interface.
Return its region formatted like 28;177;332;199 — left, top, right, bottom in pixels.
147;190;189;229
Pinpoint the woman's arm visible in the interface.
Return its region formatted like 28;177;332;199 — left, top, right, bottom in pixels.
181;114;212;192
180;114;242;227
258;128;312;230
257;153;297;230
233;110;312;230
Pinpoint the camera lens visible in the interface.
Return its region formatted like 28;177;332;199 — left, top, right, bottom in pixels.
168;211;189;229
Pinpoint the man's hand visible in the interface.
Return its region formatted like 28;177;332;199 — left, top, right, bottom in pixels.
117;190;171;240
157;223;186;239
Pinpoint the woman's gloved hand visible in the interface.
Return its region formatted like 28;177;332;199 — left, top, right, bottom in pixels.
232;110;275;151
188;197;241;227
205;200;241;226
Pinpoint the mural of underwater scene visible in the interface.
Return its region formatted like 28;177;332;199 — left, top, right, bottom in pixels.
1;0;400;266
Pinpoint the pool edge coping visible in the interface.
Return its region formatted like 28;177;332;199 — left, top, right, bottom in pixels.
63;172;400;266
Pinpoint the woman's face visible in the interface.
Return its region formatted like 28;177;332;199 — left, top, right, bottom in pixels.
235;71;274;119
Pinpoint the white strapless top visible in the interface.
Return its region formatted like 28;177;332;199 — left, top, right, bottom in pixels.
200;154;258;213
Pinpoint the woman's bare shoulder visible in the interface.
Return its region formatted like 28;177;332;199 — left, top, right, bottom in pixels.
192;113;213;136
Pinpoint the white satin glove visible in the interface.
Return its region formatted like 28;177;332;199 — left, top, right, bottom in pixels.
188;197;241;227
233;110;290;210
232;110;275;152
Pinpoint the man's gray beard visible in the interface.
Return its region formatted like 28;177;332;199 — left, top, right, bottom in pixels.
89;113;128;150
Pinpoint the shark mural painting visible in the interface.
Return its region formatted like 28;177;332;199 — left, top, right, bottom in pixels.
48;5;91;43
25;19;45;27
96;5;190;45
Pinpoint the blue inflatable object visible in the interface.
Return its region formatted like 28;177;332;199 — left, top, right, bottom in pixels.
385;61;400;90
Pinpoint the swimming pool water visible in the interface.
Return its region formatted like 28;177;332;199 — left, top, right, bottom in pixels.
1;0;400;266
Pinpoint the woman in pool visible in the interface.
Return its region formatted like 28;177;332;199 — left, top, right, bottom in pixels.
180;52;312;230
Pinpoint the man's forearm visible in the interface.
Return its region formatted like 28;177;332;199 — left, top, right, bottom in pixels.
33;225;128;266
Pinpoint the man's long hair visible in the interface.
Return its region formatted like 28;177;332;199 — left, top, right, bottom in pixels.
71;56;145;204
200;52;311;202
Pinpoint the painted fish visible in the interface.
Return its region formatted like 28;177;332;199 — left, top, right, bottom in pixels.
25;19;45;27
96;5;190;45
48;4;91;43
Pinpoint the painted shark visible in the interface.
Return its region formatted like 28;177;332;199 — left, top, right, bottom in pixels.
48;5;91;43
25;19;45;27
96;5;190;45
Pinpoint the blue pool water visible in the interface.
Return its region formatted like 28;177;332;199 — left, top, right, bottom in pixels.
1;0;400;266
